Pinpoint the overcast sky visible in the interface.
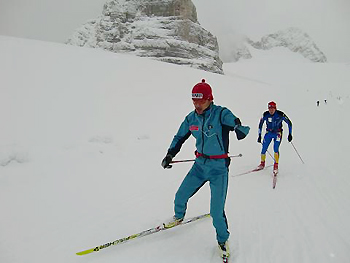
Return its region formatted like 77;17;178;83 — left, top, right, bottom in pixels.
1;0;350;62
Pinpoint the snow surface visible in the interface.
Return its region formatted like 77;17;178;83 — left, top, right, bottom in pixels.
1;35;350;263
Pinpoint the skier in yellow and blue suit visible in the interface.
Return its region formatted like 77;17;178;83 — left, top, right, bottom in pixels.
257;101;293;172
161;79;250;259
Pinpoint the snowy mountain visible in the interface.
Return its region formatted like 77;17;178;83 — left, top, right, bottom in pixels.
67;0;223;74
1;35;350;263
223;27;327;63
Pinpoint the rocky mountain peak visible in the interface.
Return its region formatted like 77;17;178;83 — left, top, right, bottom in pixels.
67;0;223;74
102;0;198;22
248;27;327;62
223;27;327;63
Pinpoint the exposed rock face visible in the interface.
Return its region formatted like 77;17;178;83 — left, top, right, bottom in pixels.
223;42;252;62
225;27;327;63
67;0;223;74
248;27;327;62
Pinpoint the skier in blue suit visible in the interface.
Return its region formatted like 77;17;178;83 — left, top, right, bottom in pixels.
257;101;293;172
161;79;250;259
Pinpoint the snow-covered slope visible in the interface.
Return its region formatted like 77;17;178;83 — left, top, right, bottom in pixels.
1;35;350;263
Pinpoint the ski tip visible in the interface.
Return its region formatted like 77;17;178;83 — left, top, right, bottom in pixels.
76;248;95;255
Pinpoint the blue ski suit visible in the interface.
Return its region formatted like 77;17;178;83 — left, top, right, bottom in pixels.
258;110;292;154
167;103;250;244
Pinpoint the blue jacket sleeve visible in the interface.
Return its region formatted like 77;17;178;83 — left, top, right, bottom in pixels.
221;108;239;129
167;117;191;157
221;108;250;140
283;114;293;135
258;114;266;135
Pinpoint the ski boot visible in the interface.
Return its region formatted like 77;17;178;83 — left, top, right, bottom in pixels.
256;161;265;171
273;162;279;174
218;241;230;262
163;216;183;229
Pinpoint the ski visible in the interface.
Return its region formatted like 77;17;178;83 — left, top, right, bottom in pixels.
272;169;278;189
232;164;273;177
76;213;210;256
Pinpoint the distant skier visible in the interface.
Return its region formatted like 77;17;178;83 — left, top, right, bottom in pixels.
161;79;250;260
257;101;293;173
317;100;320;106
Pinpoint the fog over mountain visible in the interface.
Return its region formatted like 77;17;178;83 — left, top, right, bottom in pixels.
0;0;349;62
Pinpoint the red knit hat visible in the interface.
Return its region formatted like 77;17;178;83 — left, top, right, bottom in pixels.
268;101;277;109
192;79;213;100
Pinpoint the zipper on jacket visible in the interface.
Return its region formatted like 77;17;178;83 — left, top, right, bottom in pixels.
201;114;205;154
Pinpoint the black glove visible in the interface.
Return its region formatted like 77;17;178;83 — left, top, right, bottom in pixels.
161;153;173;169
288;134;293;142
234;118;242;127
257;134;262;143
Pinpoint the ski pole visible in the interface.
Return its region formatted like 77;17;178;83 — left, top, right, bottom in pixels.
266;149;275;162
291;142;305;164
170;153;242;164
260;142;276;162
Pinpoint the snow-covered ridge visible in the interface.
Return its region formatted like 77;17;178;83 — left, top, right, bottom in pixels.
249;27;327;62
67;0;223;74
226;27;327;63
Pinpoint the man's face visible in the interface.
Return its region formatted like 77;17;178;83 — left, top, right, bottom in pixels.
268;107;276;115
192;98;211;114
